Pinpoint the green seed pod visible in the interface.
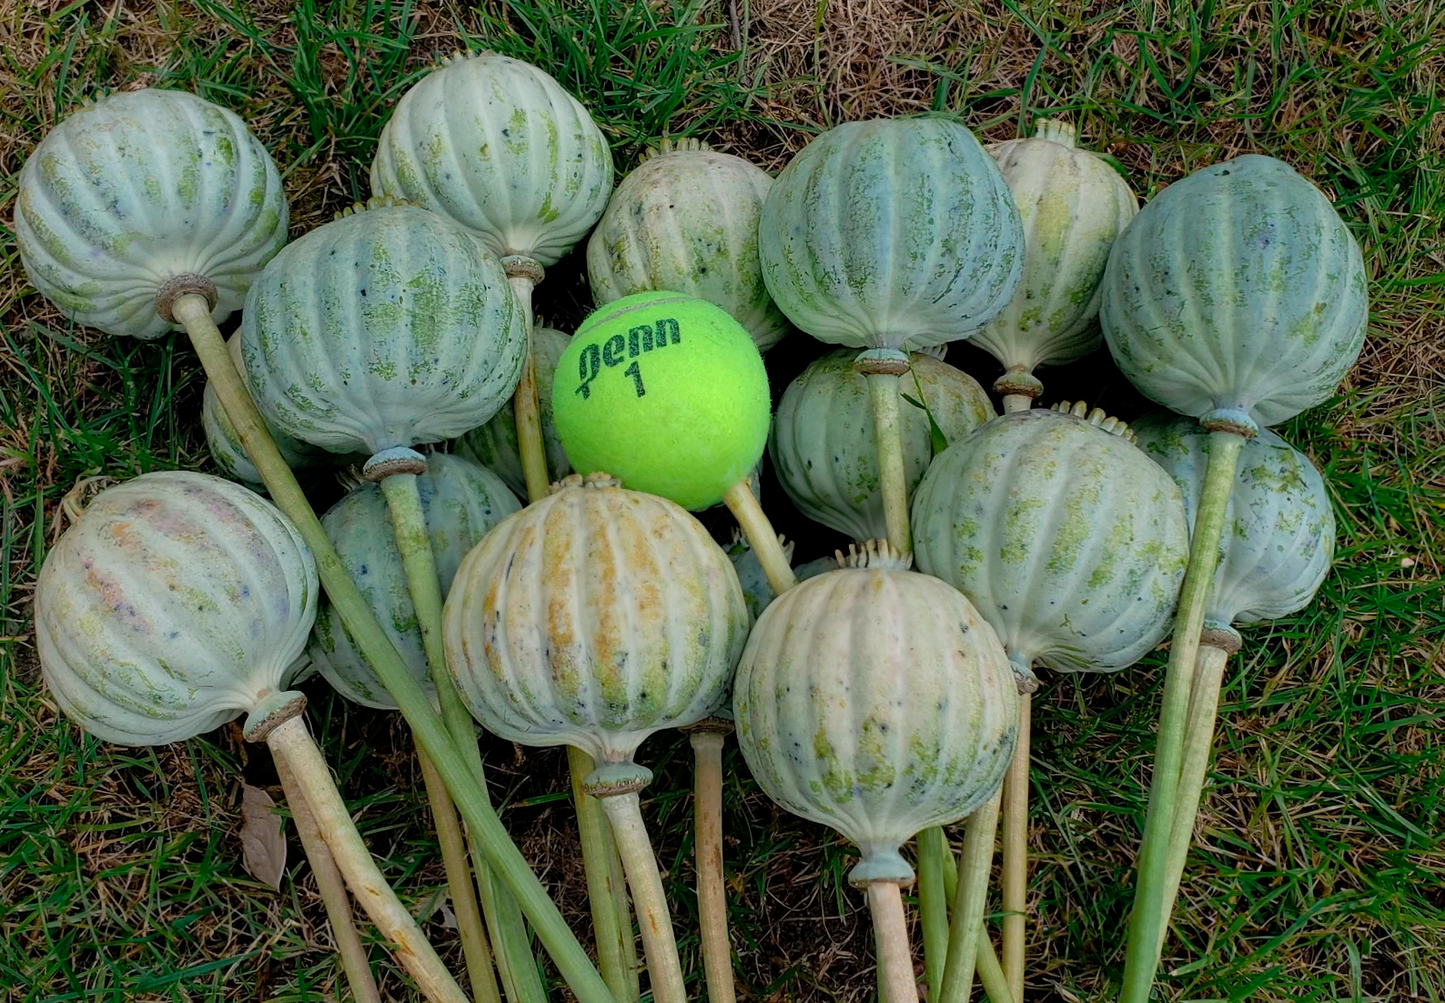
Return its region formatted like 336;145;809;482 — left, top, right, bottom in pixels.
35;472;316;745
759;117;1023;351
912;405;1190;689
587;138;790;352
1133;414;1335;633
1102;155;1368;433
308;454;519;709
770;349;994;542
974;119;1138;396
240;198;526;458
733;541;1017;885
15;89;287;340
371;52;613;267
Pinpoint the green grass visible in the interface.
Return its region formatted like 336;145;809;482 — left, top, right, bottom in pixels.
1;0;1442;1000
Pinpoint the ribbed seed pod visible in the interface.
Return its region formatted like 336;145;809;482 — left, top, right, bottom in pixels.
912;406;1190;688
457;323;572;497
442;472;750;782
974;119;1138;394
770;349;994;541
587;138;790;352
240;198;526;457
35;472;317;745
309;454;520;709
1101;155;1368;432
1133;414;1335;631
733;540;1017;884
202;334;330;489
371;52;613;267
15;89;287;340
759;117;1023;351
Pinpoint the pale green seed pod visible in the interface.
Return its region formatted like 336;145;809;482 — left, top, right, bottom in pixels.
36;472;316;745
974;119;1138;396
241;198;526;458
371;52;613;267
770;349;994;542
1133;414;1335;634
15;89;287;340
587;138;790;352
308;454;520;710
912;406;1190;689
734;541;1017;885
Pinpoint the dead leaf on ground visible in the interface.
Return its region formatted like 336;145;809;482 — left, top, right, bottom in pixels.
240;783;287;892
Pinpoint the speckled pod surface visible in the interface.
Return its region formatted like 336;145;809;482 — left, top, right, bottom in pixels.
759;117;1024;351
974;120;1137;375
308;453;519;710
442;473;749;773
35;472;317;746
457;323;572;498
587;139;790;352
241;199;526;457
16;89;287;340
1133;414;1335;629
770;348;995;542
202;334;330;490
912;408;1190;688
733;543;1017;885
1102;155;1368;431
371;52;613;267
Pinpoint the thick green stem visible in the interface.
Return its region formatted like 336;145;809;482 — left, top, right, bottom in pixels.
721;482;797;596
1119;430;1245;1003
598;791;687;1003
175;294;613;1003
976;930;1014;1003
274;753;382;1003
918;826;951;998
867;880;918;1003
1001;394;1033;415
568;747;640;1002
1154;643;1231;959
379;472;547;1003
509;274;552;503
939;789;1003;1003
266;717;468;1003
418;748;502;1003
864;369;912;554
999;692;1031;1002
689;731;736;1003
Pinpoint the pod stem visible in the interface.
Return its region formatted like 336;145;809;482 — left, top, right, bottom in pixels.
265;717;468;1003
918;825;951;998
378;471;548;1003
939;788;1003;1003
274;752;382;1003
417;747;502;1003
689;730;736;1003
174;293;614;1003
862;364;912;554
598;791;688;1003
722;481;798;595
1119;429;1245;1003
867;880;920;1003
568;747;641;1003
1154;643;1232;958
1000;692;1031;1001
509;274;552;504
976;928;1016;1003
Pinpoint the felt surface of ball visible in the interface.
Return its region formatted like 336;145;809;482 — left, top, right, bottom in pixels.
553;291;771;510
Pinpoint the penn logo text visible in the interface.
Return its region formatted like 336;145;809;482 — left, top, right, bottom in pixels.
575;317;681;399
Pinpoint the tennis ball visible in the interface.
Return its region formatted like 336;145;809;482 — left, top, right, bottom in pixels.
553;291;771;511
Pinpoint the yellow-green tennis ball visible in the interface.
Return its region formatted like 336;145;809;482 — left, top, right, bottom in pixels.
553;291;771;510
